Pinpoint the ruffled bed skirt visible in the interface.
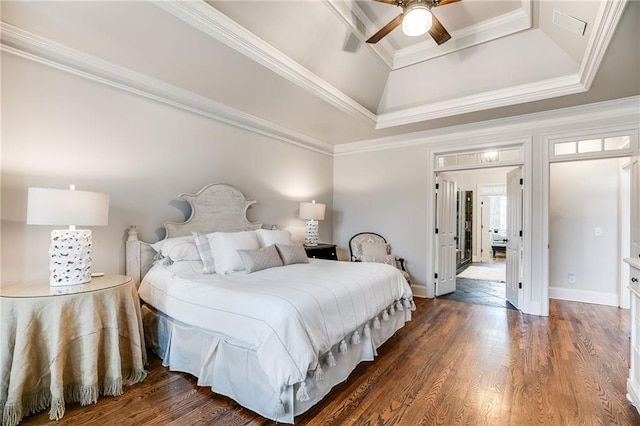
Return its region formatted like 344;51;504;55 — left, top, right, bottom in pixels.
142;302;411;423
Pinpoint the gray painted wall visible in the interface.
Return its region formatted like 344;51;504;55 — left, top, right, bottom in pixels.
549;158;622;304
1;53;333;286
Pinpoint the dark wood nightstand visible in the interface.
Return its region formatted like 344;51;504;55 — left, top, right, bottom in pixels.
304;243;338;260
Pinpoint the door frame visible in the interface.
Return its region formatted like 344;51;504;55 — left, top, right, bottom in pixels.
426;136;532;313
541;125;639;316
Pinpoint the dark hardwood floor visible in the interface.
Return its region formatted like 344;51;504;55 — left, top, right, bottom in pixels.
21;297;639;425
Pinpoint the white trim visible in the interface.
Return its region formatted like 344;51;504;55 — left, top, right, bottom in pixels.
541;125;640;318
0;0;628;148
0;22;334;156
425;136;531;309
146;0;624;131
549;286;619;307
547;125;638;162
152;0;377;127
579;0;629;90
376;74;585;129
393;5;532;70
334;96;640;156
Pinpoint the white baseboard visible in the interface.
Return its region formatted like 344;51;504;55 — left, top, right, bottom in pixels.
549;286;618;307
411;284;429;298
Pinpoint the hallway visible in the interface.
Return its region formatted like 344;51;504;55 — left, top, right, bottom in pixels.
440;261;515;310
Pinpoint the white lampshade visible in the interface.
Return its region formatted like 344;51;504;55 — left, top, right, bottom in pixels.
402;6;433;37
27;186;109;226
299;200;326;221
27;185;109;286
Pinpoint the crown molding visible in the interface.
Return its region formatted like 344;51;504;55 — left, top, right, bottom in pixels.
579;0;629;89
393;2;532;70
334;95;640;155
152;0;377;127
376;74;585;129
328;0;532;71
0;22;334;156
167;0;622;131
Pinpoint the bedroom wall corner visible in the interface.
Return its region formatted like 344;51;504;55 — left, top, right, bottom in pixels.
0;52;333;286
333;144;429;295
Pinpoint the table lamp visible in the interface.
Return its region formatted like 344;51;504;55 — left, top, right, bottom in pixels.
27;185;109;286
299;200;325;246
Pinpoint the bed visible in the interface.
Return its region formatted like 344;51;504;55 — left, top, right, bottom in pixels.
126;183;414;423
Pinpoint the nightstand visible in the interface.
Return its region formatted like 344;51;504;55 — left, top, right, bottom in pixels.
304;243;338;260
0;275;147;424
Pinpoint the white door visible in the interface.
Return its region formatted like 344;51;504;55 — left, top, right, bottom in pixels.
505;168;523;309
631;156;640;260
436;174;457;296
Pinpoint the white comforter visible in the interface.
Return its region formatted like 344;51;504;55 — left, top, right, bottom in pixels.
138;259;413;395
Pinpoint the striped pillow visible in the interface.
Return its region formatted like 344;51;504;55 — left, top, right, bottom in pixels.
192;232;216;274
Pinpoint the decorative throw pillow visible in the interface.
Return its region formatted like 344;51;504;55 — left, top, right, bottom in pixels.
151;236;200;262
275;243;309;265
361;242;390;257
207;231;260;274
255;229;292;247
237;245;284;273
361;254;398;268
192;232;216;274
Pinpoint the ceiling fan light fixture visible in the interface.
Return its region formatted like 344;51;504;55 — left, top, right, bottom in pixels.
402;6;433;37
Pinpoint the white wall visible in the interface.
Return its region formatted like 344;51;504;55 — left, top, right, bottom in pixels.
333;99;639;314
1;53;333;286
549;158;622;306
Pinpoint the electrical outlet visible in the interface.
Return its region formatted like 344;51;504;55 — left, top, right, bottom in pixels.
568;273;576;284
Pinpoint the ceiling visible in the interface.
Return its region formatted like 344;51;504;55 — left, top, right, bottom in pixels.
1;0;638;149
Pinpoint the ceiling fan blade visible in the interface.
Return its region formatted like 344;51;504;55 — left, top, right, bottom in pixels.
366;13;403;44
370;0;399;4
429;14;451;45
435;0;461;6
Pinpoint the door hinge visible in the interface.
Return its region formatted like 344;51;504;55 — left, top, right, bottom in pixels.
434;273;438;279
519;178;523;185
519;230;523;237
435;183;439;190
519;282;523;289
435;228;439;234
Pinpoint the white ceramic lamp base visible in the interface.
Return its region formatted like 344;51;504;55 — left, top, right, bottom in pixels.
49;229;93;286
304;220;319;246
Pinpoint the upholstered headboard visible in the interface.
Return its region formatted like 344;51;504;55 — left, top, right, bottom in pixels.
126;183;262;287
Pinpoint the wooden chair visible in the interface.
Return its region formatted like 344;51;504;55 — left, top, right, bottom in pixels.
348;232;410;283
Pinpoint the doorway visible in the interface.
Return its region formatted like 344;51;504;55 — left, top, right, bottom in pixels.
548;157;630;307
435;167;519;310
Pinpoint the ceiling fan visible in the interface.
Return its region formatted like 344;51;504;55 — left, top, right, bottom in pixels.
366;0;460;45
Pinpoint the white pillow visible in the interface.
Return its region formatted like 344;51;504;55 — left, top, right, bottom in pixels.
255;229;292;247
164;260;205;275
361;242;390;257
151;236;200;261
207;231;260;274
